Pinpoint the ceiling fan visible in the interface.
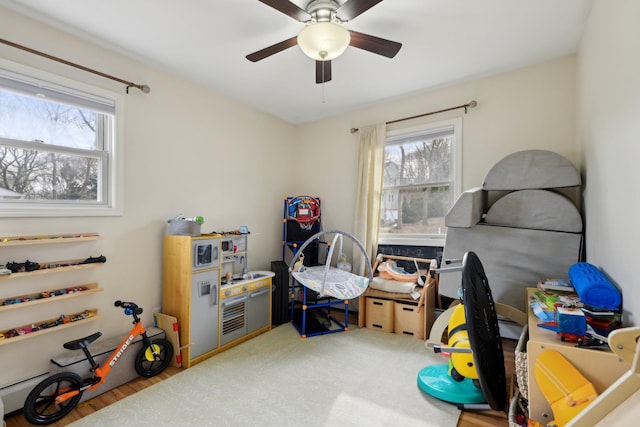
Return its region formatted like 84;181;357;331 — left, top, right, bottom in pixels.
246;0;402;84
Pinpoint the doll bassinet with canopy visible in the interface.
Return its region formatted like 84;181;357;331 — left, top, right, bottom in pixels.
288;230;373;337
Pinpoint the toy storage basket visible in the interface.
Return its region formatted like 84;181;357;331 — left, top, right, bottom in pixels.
166;219;201;236
515;324;529;400
508;391;528;427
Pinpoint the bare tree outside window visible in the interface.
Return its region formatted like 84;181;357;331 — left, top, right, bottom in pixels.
0;90;104;202
0;61;121;216
380;124;458;240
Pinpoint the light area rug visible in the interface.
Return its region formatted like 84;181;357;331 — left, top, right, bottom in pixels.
69;324;460;427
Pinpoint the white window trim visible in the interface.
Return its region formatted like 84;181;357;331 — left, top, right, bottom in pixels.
378;117;462;247
0;58;124;217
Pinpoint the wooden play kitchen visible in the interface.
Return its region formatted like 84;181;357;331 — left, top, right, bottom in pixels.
162;233;272;368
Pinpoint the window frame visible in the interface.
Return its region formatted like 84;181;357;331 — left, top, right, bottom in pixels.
0;59;124;217
378;117;462;247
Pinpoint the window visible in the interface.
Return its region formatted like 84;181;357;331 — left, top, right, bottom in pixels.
379;118;462;246
0;59;123;217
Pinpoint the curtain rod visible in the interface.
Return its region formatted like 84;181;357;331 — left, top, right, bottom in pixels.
0;38;150;94
350;100;477;133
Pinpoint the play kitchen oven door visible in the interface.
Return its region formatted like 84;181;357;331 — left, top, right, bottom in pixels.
247;280;270;334
220;284;248;346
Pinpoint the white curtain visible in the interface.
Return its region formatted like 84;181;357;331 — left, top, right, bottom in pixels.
353;123;386;275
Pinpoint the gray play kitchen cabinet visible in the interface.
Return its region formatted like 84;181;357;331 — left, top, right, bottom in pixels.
219;275;271;345
162;234;272;368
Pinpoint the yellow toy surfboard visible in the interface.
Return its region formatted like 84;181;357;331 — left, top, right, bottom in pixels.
534;349;598;426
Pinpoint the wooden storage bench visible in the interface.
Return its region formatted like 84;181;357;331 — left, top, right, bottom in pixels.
362;289;435;340
359;254;437;340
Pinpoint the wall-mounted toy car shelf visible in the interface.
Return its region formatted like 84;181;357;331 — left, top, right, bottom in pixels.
0;232;105;347
0;259;105;280
0;308;100;346
0;233;102;246
0;283;103;312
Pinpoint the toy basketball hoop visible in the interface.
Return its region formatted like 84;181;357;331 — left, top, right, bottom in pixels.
287;195;320;231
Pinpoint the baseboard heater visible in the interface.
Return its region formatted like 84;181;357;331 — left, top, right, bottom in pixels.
0;372;49;415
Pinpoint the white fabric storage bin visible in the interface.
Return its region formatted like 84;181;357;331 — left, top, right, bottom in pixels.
166;219;201;236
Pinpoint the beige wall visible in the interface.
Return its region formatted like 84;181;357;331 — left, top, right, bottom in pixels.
0;7;296;385
577;0;640;325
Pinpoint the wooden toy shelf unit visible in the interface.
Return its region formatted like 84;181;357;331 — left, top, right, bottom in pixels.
525;288;629;425
0;233;104;346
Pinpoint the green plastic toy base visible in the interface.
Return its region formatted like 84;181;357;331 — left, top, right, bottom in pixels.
417;364;486;404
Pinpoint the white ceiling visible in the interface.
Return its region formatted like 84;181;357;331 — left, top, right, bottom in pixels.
0;0;593;124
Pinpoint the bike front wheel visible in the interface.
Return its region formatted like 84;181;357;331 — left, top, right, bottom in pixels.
24;372;84;425
135;338;173;377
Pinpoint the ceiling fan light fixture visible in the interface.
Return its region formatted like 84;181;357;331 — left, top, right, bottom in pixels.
297;22;350;61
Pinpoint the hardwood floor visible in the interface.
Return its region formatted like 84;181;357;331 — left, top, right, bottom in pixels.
4;366;182;427
457;338;516;427
4;332;515;427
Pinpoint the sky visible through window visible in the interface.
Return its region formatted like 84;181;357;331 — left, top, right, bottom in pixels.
0;90;97;150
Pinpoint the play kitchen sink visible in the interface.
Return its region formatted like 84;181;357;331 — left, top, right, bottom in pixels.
242;270;273;280
223;270;274;285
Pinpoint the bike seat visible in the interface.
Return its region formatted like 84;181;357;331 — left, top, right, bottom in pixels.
63;331;102;350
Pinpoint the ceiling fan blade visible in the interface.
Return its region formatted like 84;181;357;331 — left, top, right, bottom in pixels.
257;0;311;21
336;0;383;21
316;60;332;84
349;30;401;58
246;36;298;62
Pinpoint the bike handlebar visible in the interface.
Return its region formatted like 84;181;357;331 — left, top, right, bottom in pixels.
114;300;143;315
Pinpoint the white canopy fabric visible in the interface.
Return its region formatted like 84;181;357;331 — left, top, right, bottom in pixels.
292;266;370;300
289;230;373;300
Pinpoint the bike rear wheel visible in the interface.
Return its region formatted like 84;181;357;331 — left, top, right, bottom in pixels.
135;337;173;377
24;372;84;425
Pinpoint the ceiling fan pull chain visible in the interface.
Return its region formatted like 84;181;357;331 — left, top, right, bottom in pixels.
320;51;326;103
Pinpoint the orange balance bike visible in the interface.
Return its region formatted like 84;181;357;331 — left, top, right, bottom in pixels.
23;300;173;425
